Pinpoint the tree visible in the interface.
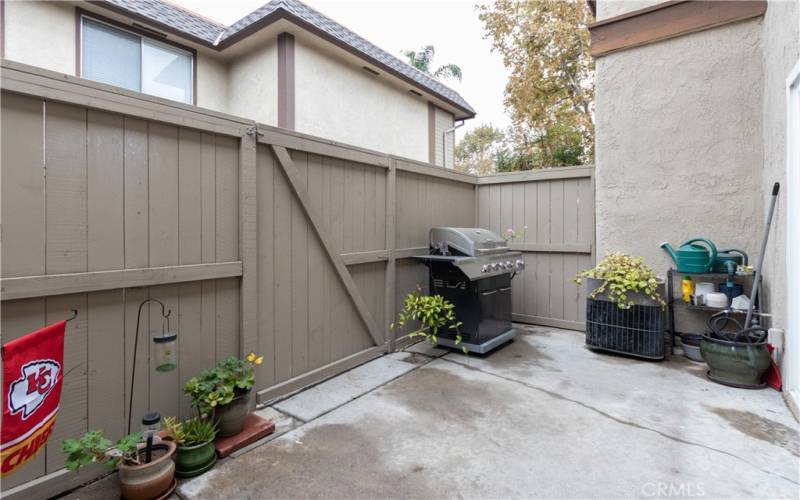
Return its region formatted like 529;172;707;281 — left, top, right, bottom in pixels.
479;0;595;168
455;125;505;175
403;45;463;82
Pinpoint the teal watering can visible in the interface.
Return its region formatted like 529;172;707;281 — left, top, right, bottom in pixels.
660;238;717;273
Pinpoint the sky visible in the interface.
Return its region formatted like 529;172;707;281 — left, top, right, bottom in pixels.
169;0;511;141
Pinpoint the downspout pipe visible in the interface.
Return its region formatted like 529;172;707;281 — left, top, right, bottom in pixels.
443;120;465;168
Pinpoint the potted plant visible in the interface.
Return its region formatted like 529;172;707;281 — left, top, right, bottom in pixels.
575;253;667;359
62;431;176;500
575;252;666;309
184;352;263;437
391;288;465;353
163;416;217;477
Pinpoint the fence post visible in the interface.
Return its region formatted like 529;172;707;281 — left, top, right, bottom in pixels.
385;157;397;352
239;128;258;357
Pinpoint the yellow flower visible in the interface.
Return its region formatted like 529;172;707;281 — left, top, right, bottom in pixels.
255;356;264;365
246;352;256;363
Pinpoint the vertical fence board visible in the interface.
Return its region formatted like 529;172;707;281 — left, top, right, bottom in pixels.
1;95;44;278
256;145;276;387
291;151;309;376
214;136;240;360
307;154;326;370
273;150;293;382
87;290;125;438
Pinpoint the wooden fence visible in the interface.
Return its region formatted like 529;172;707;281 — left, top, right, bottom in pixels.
477;168;596;331
0;60;592;499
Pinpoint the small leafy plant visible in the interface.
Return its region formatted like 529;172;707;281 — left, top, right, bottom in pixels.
502;225;528;242
391;288;465;352
575;252;665;309
184;352;263;419
163;416;217;447
62;431;142;471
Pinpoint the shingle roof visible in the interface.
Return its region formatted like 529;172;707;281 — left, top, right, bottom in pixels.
98;0;475;118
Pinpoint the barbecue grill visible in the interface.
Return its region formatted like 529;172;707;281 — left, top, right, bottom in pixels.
414;227;524;353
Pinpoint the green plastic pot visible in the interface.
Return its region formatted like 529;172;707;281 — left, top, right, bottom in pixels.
700;335;770;389
175;439;216;478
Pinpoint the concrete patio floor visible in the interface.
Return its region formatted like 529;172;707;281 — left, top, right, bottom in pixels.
68;326;799;499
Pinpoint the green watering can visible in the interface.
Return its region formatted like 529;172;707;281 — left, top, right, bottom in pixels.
712;249;748;274
660;238;717;273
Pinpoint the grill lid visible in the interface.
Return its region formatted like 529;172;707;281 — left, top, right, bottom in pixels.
430;227;509;257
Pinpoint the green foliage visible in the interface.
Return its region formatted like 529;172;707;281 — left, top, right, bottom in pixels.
184;353;262;419
62;430;142;471
163;416;217;447
479;0;595;168
403;45;462;82
391;289;465;353
575;253;665;309
455;124;505;174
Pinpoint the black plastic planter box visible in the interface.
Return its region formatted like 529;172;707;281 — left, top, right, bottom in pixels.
585;297;666;360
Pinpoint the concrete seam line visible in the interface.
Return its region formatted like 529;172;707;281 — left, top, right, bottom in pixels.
438;357;800;487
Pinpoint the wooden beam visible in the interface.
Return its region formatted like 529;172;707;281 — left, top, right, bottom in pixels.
270;145;385;347
257;345;385;404
239;132;258;357
257;127;389;168
589;1;767;57
477;165;594;184
512;313;585;332
509;243;593;254
1;60;250;136
393;246;428;259
384;160;397;351
1;262;243;300
392;156;477;184
340;250;389;265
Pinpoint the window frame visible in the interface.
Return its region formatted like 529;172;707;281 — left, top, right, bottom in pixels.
76;8;197;105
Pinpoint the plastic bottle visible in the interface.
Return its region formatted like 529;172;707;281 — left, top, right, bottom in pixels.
682;276;693;303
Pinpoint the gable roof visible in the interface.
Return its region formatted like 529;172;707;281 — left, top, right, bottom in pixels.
97;0;476;118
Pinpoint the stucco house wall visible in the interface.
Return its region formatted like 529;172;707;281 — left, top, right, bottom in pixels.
293;37;428;161
594;0;799;406
759;0;800;405
1;1;469;165
4;0;76;75
226;41;279;126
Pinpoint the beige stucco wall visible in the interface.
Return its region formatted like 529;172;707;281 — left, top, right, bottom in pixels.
196;52;229;113
4;0;76;75
596;0;662;20
595;17;765;333
226;40;278;125
760;0;800;400
293;38;428;162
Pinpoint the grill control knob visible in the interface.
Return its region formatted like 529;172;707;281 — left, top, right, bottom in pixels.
515;259;526;270
481;264;489;273
505;261;512;268
491;263;500;271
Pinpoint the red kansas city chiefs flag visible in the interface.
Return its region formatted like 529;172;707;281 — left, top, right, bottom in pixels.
1;321;66;476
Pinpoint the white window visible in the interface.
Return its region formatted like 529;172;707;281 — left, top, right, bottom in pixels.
81;17;193;104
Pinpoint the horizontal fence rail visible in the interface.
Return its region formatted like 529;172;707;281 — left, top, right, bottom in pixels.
1;60;594;499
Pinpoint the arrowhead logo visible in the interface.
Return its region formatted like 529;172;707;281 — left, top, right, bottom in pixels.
7;360;61;420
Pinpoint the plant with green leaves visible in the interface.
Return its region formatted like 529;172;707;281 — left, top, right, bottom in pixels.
184;352;263;419
62;430;142;471
391;288;465;352
163;416;217;447
575;252;665;309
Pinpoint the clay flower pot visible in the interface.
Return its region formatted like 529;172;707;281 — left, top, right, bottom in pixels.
213;392;251;438
175;438;216;478
118;441;176;500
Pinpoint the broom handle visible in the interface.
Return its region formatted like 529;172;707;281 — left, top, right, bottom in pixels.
746;182;779;327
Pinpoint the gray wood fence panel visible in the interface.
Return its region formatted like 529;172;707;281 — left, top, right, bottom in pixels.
0;93;243;489
477;172;595;331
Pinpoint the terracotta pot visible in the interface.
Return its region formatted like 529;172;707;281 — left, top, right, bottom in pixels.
175;438;216;478
214;392;251;438
118;441;176;500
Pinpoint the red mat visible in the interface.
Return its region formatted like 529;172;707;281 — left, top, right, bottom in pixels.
214;414;275;458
